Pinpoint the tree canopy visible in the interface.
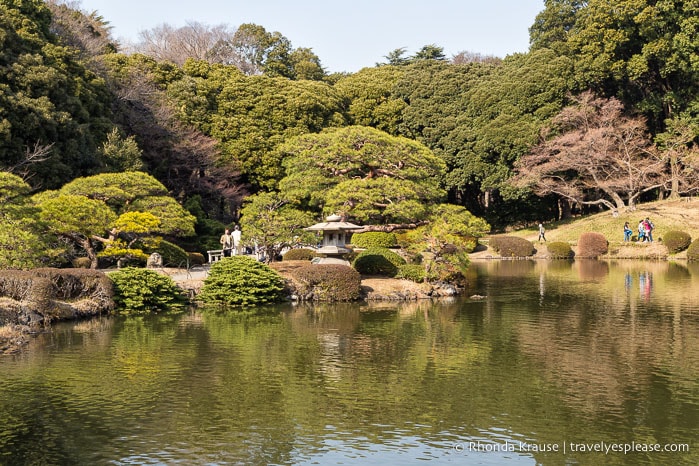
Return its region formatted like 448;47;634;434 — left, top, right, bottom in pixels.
277;126;447;224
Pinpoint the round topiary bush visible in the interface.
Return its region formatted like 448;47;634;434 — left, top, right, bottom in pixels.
663;230;692;254
152;239;189;267
283;248;317;261
290;264;361;301
396;264;426;283
187;252;206;266
109;267;186;315
352;247;406;276
577;232;608;258
71;257;91;269
350;231;398;249
199;256;286;306
488;236;535;257
687;239;699;262
546;241;574;259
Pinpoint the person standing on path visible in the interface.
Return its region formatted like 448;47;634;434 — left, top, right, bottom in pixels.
220;228;232;257
644;217;654;242
538;223;547;242
231;225;242;255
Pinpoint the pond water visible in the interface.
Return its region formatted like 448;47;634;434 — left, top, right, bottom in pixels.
1;260;699;465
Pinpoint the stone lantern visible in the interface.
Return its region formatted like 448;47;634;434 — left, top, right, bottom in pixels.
305;214;362;264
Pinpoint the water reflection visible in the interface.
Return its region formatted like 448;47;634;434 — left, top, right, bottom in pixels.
0;261;698;465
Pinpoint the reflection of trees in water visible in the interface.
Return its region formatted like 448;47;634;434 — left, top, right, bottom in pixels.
513;275;699;425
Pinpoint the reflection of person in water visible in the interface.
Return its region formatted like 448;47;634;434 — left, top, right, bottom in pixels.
625;272;632;292
639;271;652;301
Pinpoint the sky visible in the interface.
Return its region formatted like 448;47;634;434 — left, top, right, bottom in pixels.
76;0;545;73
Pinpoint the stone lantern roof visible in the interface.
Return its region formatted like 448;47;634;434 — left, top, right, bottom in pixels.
304;214;362;232
305;214;362;257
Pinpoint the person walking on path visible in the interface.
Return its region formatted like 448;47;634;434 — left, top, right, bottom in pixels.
538;223;547;242
623;222;633;242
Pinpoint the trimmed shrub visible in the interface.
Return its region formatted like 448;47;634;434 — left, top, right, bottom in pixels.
352;247;407;276
290;264;361;301
72;257;91;269
663;230;692;254
188;252;206;266
152;239;189;267
109;268;186;315
688;239;699;262
577;232;608;258
489;236;535;257
199;256;286;306
283;248;317;261
547;241;574;259
350;231;398;249
396;264;426;283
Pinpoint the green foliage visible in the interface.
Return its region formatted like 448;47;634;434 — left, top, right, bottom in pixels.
687;239;699;262
352;247;406;277
565;0;699;130
547;241;574;259
109;268;186;315
489;236;536;257
100;128;145;172
0;173;46;269
173;66;346;189
282;249;317;261
239;192;315;262
350;232;398;249
663;230;692;254
59;172;169;208
333;66;407;134
149;239;189;267
278;126;446;224
0;0;113;189
112;211;161;235
396;264;426;283
577;232;609;258
290;264;361;301
199;256;286;306
98;243;149;268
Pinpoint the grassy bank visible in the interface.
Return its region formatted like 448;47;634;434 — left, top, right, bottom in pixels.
476;198;699;260
497;198;699;245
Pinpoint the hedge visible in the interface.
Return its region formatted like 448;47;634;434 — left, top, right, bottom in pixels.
547;241;574;259
350;232;398;249
688;239;699;262
577;232;608;258
352;247;406;276
283;248;317;261
663;230;691;254
109;268;186;315
396;264;426;283
199;256;286;306
488;236;535;257
290;264;361;301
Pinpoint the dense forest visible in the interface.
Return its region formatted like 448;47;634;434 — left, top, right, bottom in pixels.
1;0;697;269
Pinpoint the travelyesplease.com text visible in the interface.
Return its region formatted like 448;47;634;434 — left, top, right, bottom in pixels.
453;440;690;455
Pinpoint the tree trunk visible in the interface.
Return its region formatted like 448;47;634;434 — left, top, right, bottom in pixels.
558;198;572;220
78;237;99;269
